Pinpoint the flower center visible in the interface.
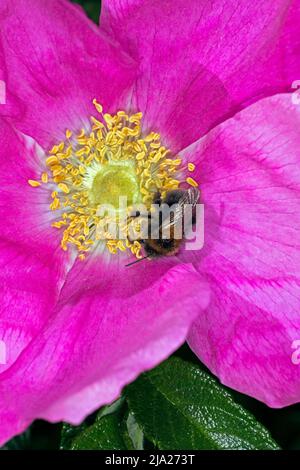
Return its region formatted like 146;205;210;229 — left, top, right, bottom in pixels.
89;162;140;208
28;100;198;260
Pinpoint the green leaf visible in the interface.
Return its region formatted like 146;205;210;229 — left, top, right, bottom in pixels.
67;413;127;450
122;412;144;450
61;399;128;450
125;357;280;450
60;422;90;450
1;429;32;450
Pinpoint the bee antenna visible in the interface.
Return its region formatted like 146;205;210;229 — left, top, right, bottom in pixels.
125;255;151;267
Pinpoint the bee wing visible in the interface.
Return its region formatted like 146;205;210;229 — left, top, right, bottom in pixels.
180;187;200;207
160;188;200;232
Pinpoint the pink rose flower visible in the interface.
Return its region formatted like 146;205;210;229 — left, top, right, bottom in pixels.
0;0;299;444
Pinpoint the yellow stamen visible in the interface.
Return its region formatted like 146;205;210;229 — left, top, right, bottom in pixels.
28;179;41;188
30;100;199;260
186;176;198;187
46;156;59;166
93;99;103;114
58;183;70;194
41;172;48;184
50;197;60;210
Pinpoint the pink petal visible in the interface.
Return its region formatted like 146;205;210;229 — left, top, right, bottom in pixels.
0;0;136;150
181;93;300;407
0;120;67;375
0;119;68;270
101;0;300;152
0;241;59;374
0;258;209;445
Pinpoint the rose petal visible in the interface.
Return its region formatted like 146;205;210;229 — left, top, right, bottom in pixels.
181;93;300;407
0;119;66;375
0;258;209;444
0;119;68;270
0;0;136;149
102;0;300;152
